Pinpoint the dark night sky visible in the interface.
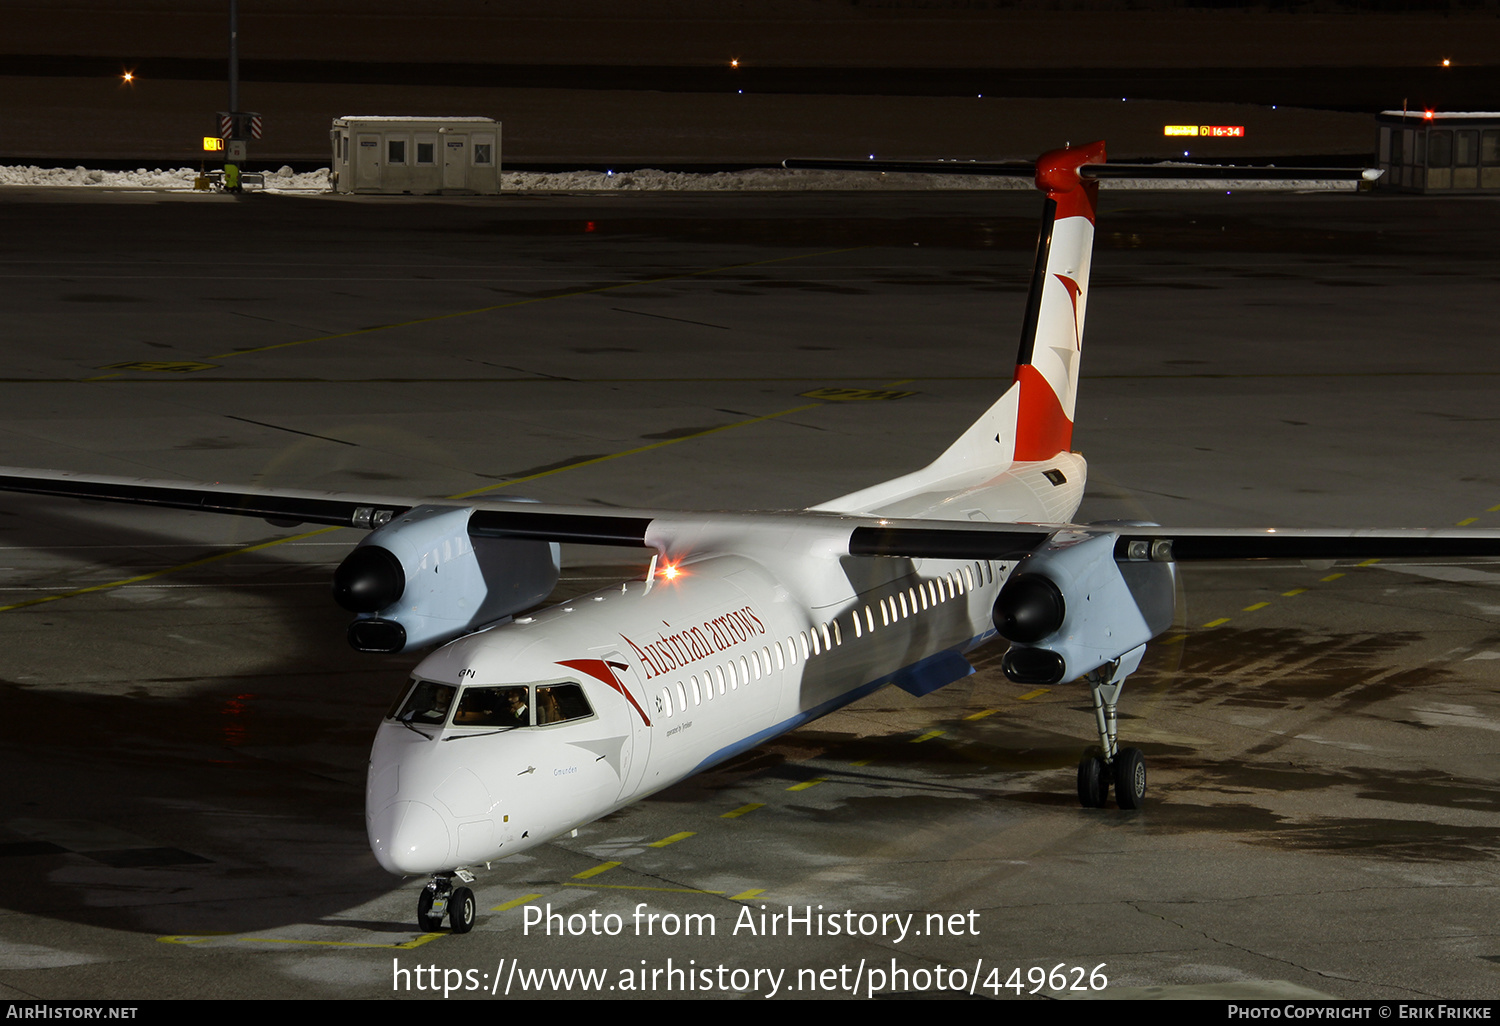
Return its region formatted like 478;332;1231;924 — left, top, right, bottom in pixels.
4;1;1497;163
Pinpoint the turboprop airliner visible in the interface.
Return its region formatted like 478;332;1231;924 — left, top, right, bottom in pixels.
3;143;1498;935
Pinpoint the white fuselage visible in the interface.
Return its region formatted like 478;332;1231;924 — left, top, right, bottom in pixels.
367;453;1088;876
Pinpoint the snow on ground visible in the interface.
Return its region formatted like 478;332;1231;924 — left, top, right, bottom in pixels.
0;164;1365;192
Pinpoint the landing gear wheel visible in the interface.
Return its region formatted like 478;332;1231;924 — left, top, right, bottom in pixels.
1076;747;1109;808
417;887;444;932
1113;747;1147;810
449;886;476;934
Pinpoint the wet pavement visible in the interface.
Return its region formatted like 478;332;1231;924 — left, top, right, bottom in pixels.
0;187;1497;999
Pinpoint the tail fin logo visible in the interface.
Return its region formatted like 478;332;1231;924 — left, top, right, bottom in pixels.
1055;273;1083;349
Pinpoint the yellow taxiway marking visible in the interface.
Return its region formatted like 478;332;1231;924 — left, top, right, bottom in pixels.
572;861;621;880
1200;617;1231;628
1357;558;1381;567
1489;504;1500;513
731;889;765;901
158;932;444;949
1159;632;1187;645
910;729;945;743
786;777;826;791
799;387;917;402
207;247;866;361
493;893;543;911
448;403;823;500
721;803;764;819
964;708;999;720
0;525;340;613
1457;517;1479;526
1321;572;1345;582
4;402;819;613
647;831;696;848
1242;601;1270;612
1016;689;1049;700
563;883;726;894
1281;588;1307;597
847;758;874;767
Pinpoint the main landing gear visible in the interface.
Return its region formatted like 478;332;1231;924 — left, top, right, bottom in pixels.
419;871;477;934
1076;652;1147;810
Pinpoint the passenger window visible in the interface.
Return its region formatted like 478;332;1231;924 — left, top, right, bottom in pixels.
388;138;407;164
786;637;797;666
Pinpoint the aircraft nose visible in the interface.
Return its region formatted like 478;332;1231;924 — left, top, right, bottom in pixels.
368;800;451;875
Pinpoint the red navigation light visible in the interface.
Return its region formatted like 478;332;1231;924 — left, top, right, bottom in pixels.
1425;110;1435;119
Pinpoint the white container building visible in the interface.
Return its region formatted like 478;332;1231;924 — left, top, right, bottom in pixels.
331;116;500;195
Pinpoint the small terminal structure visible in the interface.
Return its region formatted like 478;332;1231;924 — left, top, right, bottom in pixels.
1376;111;1500;193
331;116;500;195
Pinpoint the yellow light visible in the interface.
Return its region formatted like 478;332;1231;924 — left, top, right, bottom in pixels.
1442;58;1451;67
122;71;134;83
1163;125;1198;137
660;563;681;581
202;136;224;152
729;59;740;68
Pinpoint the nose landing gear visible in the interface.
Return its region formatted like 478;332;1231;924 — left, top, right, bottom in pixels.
419;870;477;934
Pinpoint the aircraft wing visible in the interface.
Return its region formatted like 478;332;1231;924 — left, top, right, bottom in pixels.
6;465;1500;563
845;522;1500;562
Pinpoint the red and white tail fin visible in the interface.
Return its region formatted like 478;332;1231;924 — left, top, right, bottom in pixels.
1010;140;1101;460
816;142;1102;518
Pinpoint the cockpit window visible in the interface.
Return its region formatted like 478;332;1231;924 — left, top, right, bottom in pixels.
536;683;593;725
454;685;531;728
394;680;456;725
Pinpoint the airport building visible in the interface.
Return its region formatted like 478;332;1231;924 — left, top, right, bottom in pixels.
331;116;501;195
1376;111;1500;193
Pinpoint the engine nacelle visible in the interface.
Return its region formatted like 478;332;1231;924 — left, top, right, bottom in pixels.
332;504;559;653
993;530;1175;685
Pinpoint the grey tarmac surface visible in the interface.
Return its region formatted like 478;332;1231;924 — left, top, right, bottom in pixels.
0;184;1497;1001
